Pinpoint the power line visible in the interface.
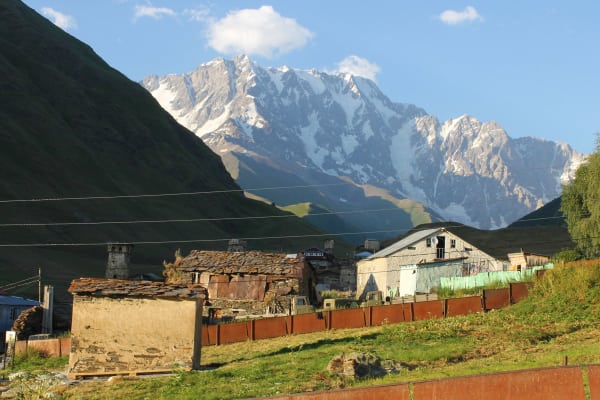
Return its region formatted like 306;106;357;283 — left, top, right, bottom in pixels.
0;182;353;204
0;223;578;251
0;164;578;210
0;191;581;228
0;206;408;228
0;275;38;288
0;280;39;291
0;276;39;291
0;229;408;248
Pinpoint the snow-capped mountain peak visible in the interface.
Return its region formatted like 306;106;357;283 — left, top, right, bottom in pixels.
142;56;584;231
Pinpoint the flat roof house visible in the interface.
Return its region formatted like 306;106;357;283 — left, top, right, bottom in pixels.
67;278;206;378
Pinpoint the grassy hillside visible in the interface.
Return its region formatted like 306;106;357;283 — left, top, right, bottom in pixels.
280;202;362;242
0;1;335;301
4;260;599;398
509;197;566;228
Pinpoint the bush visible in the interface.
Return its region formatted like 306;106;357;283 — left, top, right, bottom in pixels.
552;248;584;263
526;261;600;323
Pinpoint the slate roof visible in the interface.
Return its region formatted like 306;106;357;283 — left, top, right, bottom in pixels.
173;250;306;275
68;278;207;299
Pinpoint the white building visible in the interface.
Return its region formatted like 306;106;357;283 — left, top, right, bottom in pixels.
356;227;508;299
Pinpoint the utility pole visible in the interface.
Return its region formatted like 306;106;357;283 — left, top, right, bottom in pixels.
38;268;42;303
42;285;54;335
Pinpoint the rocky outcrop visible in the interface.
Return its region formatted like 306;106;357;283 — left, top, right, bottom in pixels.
327;352;402;379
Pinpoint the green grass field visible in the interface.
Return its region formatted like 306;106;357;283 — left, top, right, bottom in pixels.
4;260;599;399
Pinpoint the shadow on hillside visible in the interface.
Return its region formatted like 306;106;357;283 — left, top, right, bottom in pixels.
217;333;381;365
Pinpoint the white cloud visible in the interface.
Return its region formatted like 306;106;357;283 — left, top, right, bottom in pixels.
41;7;77;31
133;4;176;20
207;6;314;58
439;6;483;25
335;55;381;82
183;7;211;23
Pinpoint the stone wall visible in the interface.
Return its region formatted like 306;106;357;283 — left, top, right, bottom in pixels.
206;278;303;318
68;296;202;377
339;260;357;292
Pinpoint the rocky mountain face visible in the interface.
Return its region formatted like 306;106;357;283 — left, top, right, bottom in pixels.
142;55;585;233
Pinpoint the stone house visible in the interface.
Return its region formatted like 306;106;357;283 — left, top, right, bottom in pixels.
302;242;357;293
163;250;317;318
303;247;340;291
67;278;206;378
356;226;508;299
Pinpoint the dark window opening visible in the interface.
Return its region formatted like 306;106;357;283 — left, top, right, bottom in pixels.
436;236;446;258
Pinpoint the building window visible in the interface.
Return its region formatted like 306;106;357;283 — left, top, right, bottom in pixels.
450;239;456;249
437;247;445;259
407;246;416;250
426;238;431;247
192;272;201;284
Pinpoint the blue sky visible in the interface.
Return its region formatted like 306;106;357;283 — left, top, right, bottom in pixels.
22;0;599;154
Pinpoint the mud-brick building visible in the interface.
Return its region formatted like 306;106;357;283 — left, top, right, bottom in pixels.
164;250;317;318
67;278;206;378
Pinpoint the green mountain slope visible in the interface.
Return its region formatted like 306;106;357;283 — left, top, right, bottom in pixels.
225;151;439;242
508;197;565;228
0;0;335;299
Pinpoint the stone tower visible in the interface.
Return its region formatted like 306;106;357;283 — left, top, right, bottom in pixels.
105;243;133;279
324;239;334;254
227;239;247;252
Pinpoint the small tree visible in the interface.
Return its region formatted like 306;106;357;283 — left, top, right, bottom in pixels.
561;135;600;258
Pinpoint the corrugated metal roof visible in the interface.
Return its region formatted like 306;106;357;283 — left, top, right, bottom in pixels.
368;228;442;259
383;222;573;260
0;295;39;306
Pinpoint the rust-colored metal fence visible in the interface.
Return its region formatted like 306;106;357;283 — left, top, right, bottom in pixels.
445;295;482;317
13;282;532;353
11;337;70;357
588;365;600;400
206;282;530;348
267;365;596;400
